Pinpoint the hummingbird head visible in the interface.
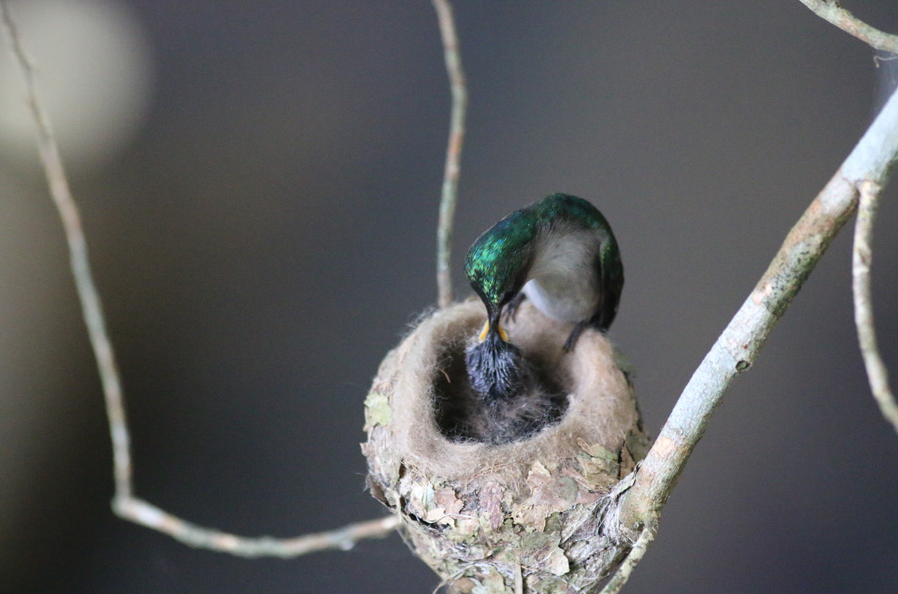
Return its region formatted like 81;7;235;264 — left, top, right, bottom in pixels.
463;210;538;401
464;209;537;341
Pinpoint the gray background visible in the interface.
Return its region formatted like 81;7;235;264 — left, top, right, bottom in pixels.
2;1;897;593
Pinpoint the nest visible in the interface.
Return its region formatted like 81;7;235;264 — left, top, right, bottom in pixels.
362;300;649;593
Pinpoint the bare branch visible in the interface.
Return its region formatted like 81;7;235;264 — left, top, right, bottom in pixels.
114;498;400;558
433;0;468;309
619;82;898;527
799;0;898;54
0;0;398;558
852;180;898;435
0;0;133;500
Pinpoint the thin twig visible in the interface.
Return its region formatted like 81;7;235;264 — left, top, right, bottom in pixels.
0;0;133;500
597;517;658;594
618;83;898;527
0;0;399;558
799;0;898;54
114;497;400;558
433;0;468;309
852;180;898;435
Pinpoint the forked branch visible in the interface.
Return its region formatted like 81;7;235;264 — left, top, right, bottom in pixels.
801;0;898;441
603;6;898;591
610;81;898;590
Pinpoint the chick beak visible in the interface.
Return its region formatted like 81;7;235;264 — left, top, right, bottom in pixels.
478;317;509;343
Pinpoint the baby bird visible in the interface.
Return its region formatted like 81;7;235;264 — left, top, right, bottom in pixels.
464;193;624;401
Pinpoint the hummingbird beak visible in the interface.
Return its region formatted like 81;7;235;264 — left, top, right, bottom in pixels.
478;309;509;343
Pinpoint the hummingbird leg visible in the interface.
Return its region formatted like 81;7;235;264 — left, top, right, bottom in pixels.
503;292;527;323
562;321;589;353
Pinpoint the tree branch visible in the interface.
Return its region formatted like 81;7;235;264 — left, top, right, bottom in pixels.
0;0;133;500
114;498;400;558
618;60;898;529
597;516;658;594
852;180;898;435
798;0;898;54
433;0;468;309
0;0;398;558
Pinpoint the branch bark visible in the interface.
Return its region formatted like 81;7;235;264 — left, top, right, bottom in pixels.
433;0;468;309
0;0;398;558
799;0;898;54
597;517;658;594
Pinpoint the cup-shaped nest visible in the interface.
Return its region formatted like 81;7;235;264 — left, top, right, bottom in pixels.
362;300;649;593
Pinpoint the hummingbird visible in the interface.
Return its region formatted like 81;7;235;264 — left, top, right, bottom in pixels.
464;193;624;401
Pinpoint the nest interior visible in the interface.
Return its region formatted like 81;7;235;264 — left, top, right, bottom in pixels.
362;299;649;593
432;311;569;445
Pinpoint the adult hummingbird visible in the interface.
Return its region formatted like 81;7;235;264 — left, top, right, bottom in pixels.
464;193;624;400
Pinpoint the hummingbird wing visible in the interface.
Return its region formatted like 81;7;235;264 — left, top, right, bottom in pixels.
591;236;624;332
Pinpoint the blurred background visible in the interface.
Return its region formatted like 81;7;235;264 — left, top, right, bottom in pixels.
1;1;897;592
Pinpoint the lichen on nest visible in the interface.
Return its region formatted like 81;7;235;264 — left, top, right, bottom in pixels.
362;300;650;593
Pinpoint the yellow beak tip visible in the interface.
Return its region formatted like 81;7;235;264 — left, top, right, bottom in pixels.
478;320;510;343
